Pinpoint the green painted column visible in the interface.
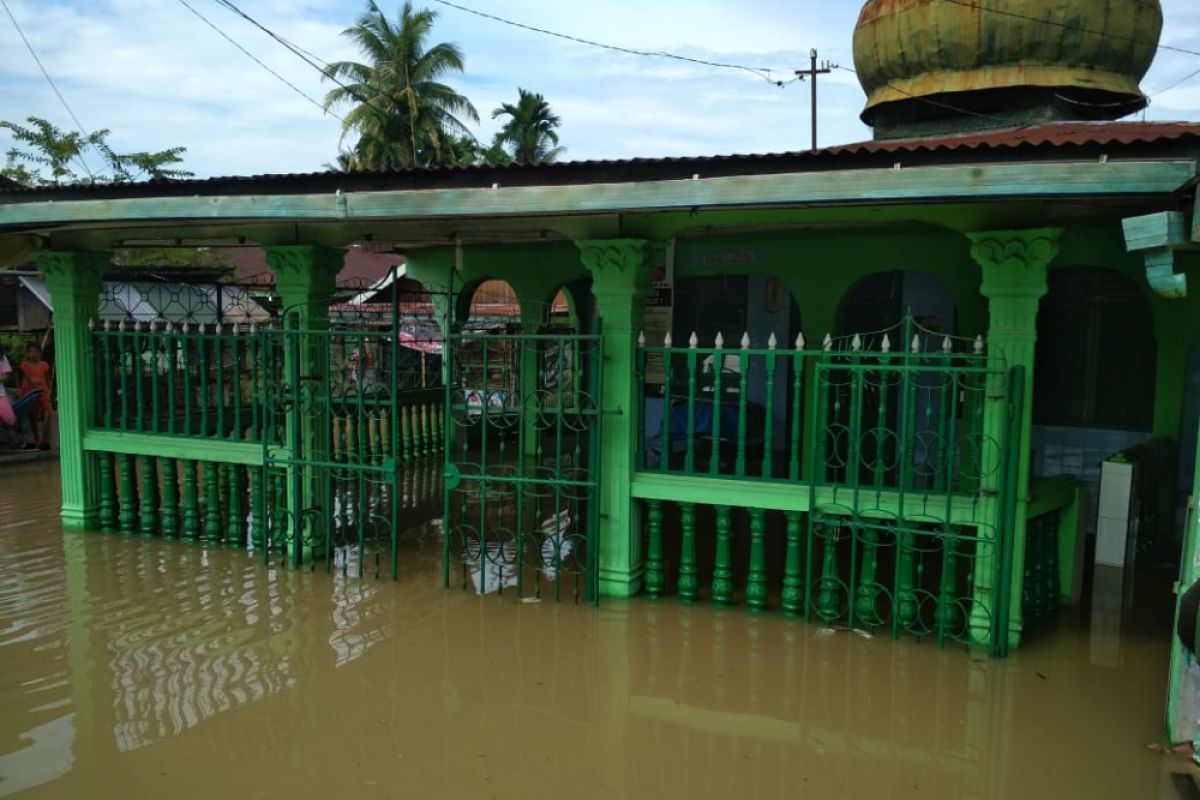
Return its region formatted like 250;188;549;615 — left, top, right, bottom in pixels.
264;245;344;563
36;250;109;530
966;228;1061;650
577;239;653;597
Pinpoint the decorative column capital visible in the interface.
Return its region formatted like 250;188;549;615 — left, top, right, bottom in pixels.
576;239;649;278
36;250;109;299
263;245;345;303
967;228;1062;300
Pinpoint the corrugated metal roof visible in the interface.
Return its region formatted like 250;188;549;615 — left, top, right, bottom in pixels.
2;121;1198;199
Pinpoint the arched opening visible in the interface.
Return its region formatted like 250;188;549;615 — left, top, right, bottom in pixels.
1030;267;1160;545
465;279;522;329
835;269;959;342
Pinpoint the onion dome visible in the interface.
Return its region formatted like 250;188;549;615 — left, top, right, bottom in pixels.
852;0;1163;137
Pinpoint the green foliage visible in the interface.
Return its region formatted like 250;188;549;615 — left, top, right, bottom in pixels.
0;116;192;187
490;89;565;165
323;0;479;170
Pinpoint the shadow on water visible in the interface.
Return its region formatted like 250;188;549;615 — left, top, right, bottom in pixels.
0;460;1192;798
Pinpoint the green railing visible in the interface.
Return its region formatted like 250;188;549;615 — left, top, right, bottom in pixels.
89;319;276;442
636;321;1022;654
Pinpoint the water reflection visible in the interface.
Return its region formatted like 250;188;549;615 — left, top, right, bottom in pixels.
0;460;1186;799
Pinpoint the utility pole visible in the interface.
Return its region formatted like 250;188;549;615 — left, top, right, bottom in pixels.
796;49;833;151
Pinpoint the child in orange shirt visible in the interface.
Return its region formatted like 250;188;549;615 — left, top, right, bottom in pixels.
19;343;52;450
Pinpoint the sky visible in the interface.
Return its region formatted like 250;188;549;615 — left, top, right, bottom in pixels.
1;0;1199;180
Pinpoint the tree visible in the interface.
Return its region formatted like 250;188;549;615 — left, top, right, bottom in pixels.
490;89;565;165
323;1;479;170
0;116;192;186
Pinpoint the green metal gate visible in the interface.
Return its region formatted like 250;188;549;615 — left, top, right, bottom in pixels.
804;335;1023;655
261;318;403;577
442;329;604;603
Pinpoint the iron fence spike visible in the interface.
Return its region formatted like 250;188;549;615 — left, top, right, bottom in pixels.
768;332;777;350
851;333;862;352
882;333;891;352
714;331;724;348
740;332;751;349
637;330;645;347
943;336;952;353
664;331;672;347
974;334;985;354
911;334;920;353
796;332;805;350
822;333;833;351
689;331;699;349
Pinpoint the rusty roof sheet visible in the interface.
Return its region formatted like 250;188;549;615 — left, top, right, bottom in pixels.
3;121;1199;199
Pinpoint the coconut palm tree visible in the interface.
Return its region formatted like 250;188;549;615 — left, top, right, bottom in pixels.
323;1;479;170
491;89;565;165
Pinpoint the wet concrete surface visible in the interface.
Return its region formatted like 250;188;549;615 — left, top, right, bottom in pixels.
0;459;1194;798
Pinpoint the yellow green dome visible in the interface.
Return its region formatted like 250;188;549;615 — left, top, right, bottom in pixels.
853;0;1163;128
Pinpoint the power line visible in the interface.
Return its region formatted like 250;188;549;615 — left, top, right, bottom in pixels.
0;0;96;179
429;0;796;85
206;0;395;125
1152;66;1200;97
175;0;343;122
942;0;1200;59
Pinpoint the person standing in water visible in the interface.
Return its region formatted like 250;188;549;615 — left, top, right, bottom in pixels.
18;343;52;450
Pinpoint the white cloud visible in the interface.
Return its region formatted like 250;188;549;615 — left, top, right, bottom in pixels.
0;0;1196;179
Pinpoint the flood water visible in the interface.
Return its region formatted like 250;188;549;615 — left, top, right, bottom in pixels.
0;459;1193;798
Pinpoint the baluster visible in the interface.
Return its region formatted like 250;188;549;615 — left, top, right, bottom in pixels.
400;403;412;461
138;455;159;537
678;502;698;603
815;524;841;624
422;402;432;456
249;468;265;549
149;322;161;433
115;454;136;535
855;528;879;626
182;460;201;541
203;462;222;543
227;465;244;548
160;457;179;538
711;504;733;605
936;535;959;643
182;323;194;435
781;511;804;616
896;531;918;631
746;508;767;612
217;463;230;540
645;500;665;598
96;451;116;532
214;326;226;438
272;470;289;552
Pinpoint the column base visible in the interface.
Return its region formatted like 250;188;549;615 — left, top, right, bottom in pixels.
599;564;645;598
61;505;99;532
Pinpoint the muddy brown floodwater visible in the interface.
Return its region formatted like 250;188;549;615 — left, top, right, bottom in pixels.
0;459;1193;798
